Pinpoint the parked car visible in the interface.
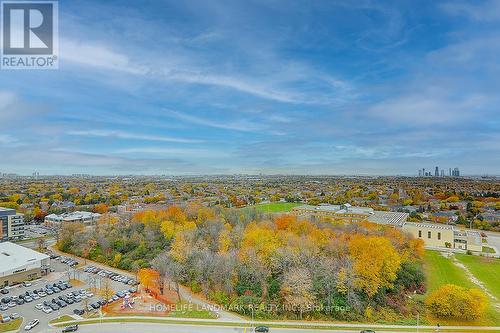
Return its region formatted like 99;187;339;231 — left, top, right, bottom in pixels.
24;319;39;331
0;289;8;295
42;307;53;314
23;282;32;287
1;315;11;323
62;325;79;332
73;309;84;315
360;331;375;333
10;313;19;319
254;327;269;333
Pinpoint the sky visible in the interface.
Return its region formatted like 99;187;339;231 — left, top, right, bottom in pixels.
0;0;499;176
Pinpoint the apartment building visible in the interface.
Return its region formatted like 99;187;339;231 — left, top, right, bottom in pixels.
0;207;25;242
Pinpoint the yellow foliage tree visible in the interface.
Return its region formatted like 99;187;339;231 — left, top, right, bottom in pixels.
137;268;160;291
348;235;401;297
425;284;487;320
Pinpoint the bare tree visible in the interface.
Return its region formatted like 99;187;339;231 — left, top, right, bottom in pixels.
153;252;184;301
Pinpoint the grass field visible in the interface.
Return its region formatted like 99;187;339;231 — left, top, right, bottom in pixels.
167;302;216;319
0;318;22;333
455;254;500;300
254;202;301;213
50;315;75;324
423;250;500;326
423;250;474;292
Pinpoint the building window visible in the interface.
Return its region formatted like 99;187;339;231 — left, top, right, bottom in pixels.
438;232;441;240
418;230;422;238
428;231;432;239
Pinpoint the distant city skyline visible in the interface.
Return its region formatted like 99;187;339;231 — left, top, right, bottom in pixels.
0;1;499;175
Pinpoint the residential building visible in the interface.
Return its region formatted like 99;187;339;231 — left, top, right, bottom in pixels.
0;207;25;242
44;211;101;226
0;242;50;286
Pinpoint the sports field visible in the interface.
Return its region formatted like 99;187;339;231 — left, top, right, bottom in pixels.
254;202;301;213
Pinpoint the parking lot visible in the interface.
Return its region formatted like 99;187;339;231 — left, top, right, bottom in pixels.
1;256;138;333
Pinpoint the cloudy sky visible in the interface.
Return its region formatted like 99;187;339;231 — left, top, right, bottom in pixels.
0;0;499;175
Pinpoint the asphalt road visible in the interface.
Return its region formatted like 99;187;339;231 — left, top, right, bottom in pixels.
41;322;361;333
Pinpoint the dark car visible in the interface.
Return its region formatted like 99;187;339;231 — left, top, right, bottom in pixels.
62;325;79;332
50;303;60;310
15;299;24;305
360;330;375;333
73;309;84;315
0;289;8;295
255;327;269;333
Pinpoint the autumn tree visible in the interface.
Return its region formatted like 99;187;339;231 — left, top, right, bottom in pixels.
280;267;316;319
348;235;401;297
426;284;487;320
137;268;160;292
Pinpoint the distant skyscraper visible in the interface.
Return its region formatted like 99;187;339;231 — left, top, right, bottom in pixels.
418;170;422;177
449;168;452;176
435;166;439;177
440;170;444;177
423;168;425;177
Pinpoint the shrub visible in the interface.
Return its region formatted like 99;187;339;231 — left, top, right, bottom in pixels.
425;284;487;320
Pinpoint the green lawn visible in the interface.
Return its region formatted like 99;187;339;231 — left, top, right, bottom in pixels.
0;318;22;333
50;315;75;324
455;254;500;300
167;302;217;319
254;202;301;213
423;250;500;325
423;250;474;293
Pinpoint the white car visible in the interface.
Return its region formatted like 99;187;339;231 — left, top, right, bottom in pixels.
42;307;53;314
24;319;39;331
35;303;43;310
23;282;32;287
85;292;94;298
10;313;20;319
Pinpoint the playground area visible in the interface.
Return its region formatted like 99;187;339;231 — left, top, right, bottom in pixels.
103;289;175;316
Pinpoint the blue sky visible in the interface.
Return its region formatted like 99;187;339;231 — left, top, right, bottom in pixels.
0;0;499;175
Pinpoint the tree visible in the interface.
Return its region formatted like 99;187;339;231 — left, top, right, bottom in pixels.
153;252;184;301
348;235;401;297
280;267;316;319
137;268;160;292
426;284;487;320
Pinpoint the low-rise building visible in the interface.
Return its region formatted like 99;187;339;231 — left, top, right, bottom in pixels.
44;211;101;226
292;204;408;226
0;207;25;242
292;204;486;252
0;242;50;286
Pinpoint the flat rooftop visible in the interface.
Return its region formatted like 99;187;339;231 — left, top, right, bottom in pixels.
0;242;49;274
293;204;408;226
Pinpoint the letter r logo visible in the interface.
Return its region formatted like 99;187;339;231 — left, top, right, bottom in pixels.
2;2;54;54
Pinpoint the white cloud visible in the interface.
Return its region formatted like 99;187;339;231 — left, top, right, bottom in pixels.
67;129;202;143
0;134;16;144
61;38;147;74
59;38;353;105
164;109;264;132
368;90;490;125
440;0;500;22
0;91;16;110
